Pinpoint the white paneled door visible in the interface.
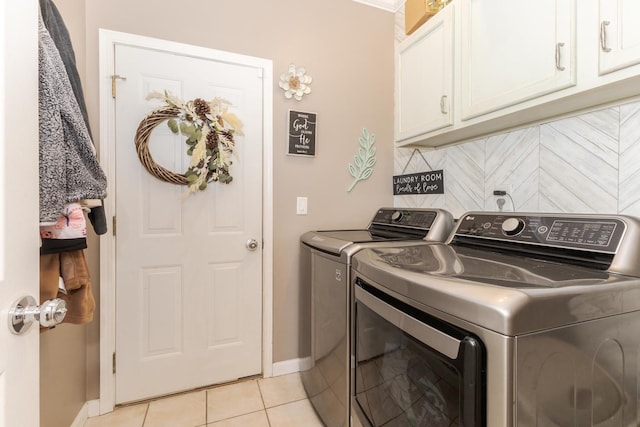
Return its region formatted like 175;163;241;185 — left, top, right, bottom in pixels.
114;44;264;404
0;1;39;426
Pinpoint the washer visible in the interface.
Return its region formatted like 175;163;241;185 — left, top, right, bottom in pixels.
300;207;454;427
351;211;640;426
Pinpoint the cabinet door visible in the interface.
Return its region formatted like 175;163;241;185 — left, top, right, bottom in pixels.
395;5;453;142
460;0;576;120
599;0;640;75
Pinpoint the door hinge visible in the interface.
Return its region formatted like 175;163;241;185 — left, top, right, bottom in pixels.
112;216;117;236
111;74;126;98
112;352;116;374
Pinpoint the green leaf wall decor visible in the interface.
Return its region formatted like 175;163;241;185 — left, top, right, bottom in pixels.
347;128;377;192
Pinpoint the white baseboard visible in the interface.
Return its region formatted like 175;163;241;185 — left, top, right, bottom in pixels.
87;399;101;417
70;399;101;427
69;402;88;427
271;356;312;377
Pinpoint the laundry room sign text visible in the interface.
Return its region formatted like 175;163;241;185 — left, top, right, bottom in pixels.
393;170;445;195
287;110;317;156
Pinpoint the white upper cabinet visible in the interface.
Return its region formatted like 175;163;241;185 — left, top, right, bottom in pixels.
395;0;640;148
460;0;576;120
396;5;454;142
598;0;640;75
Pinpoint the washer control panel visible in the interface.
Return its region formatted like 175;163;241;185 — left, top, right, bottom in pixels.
455;213;626;254
371;208;438;229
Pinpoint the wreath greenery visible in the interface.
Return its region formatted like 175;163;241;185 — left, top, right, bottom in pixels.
134;91;243;193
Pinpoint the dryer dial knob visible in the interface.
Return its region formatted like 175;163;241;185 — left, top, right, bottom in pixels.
502;217;525;236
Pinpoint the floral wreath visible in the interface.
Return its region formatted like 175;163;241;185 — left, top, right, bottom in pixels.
134;91;243;193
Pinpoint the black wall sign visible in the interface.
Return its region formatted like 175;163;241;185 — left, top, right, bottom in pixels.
393;170;445;195
287;110;317;156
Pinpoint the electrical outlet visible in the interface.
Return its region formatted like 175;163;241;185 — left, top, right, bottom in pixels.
493;183;515;212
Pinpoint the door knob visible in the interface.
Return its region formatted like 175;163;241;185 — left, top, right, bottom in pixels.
246;239;259;251
8;296;67;334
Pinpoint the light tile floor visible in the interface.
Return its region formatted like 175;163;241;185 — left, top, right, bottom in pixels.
84;373;324;427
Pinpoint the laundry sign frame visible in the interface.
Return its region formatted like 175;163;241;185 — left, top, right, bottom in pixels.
393;170;445;195
287;109;317;156
393;148;445;195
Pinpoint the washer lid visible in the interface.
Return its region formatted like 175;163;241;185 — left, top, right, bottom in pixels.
301;208;455;255
301;228;439;255
301;230;373;255
352;244;640;336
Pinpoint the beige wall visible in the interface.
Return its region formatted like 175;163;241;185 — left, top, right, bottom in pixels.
42;1;395;425
40;1;94;427
84;0;395;361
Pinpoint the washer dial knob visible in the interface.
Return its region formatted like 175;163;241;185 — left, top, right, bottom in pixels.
502;217;525;236
391;211;403;222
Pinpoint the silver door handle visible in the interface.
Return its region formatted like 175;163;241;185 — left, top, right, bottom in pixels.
555;42;565;71
246;239;259;251
9;296;67;334
600;20;612;52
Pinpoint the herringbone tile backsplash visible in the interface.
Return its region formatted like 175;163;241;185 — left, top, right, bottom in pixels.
394;99;640;219
620;102;640;215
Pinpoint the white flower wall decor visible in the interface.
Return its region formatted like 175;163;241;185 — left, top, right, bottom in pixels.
279;64;312;101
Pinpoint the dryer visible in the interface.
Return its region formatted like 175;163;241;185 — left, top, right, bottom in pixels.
351;211;640;426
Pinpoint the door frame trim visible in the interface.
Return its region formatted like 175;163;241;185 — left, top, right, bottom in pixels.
97;29;273;414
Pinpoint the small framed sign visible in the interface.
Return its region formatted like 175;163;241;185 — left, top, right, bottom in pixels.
393;170;445;195
287;110;317;156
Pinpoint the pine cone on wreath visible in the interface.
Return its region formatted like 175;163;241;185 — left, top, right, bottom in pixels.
193;98;211;121
206;129;219;149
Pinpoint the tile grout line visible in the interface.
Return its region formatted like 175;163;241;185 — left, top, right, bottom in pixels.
135;375;314;427
141;402;150;427
255;379;273;427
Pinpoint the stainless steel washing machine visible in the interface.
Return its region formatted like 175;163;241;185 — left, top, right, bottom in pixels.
351;211;640;426
300;208;454;427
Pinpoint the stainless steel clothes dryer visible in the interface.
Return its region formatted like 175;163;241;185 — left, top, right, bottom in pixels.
300;208;454;427
351;212;640;427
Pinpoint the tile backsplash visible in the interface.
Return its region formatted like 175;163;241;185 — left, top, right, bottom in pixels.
394;100;640;219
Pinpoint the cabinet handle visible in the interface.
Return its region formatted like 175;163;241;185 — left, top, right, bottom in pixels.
600;20;612;52
440;95;448;114
555;42;565;71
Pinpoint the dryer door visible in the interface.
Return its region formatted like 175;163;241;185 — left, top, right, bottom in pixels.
353;280;485;427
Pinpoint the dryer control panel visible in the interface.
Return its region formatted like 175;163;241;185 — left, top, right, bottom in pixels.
454;213;626;254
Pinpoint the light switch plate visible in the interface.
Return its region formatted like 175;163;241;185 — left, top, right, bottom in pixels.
297;197;308;215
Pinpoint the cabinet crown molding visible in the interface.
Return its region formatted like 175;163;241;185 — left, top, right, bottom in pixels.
352;0;404;12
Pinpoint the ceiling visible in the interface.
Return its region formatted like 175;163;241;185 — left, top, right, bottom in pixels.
352;0;404;12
